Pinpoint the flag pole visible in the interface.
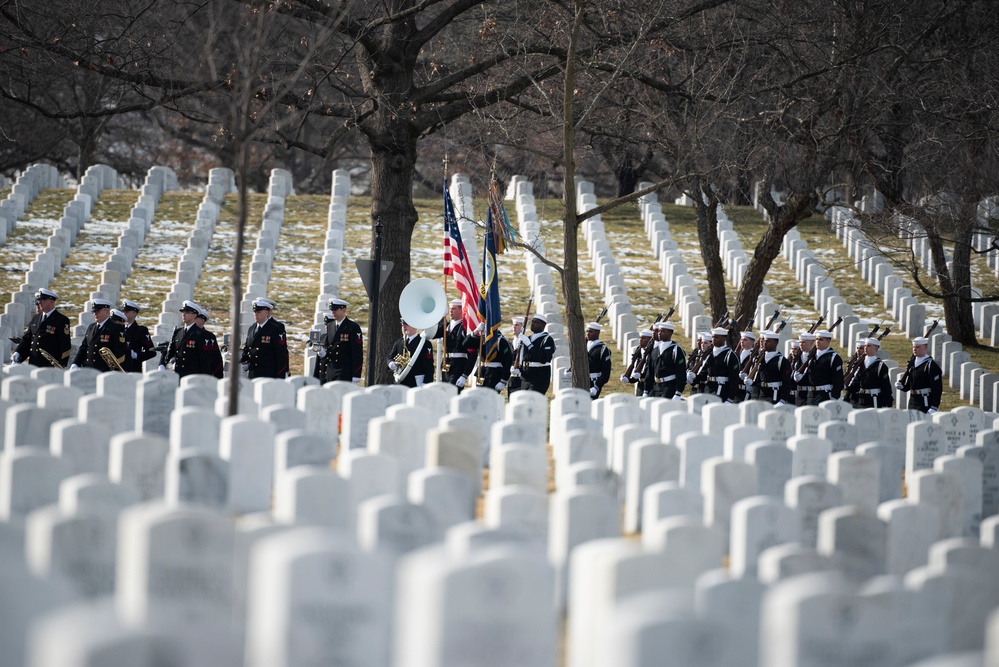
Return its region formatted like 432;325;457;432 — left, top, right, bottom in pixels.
437;155;450;383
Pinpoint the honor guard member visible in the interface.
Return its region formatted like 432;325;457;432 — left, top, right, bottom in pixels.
842;337;868;404
13;288;72;368
896;336;943;413
512;313;556;395
314;298;364;384
508;316;526;395
688;327;741;402
743;331;791;404
463;322;513;393
71;298;127;372
435;300;477;391
240;298;289;379
159;301;216;377
621;329;653;396
847;337;893;409
644;322;686;400
119;299;156;372
792;329;844;406
194;306;225;379
736;331;756;401
388;319;435;388
585;322;612;398
789;332;814;404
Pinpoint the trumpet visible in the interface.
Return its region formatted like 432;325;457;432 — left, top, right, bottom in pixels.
99;347;127;372
39;349;64;369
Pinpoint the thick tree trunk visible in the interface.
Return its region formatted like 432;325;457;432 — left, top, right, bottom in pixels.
692;184;728;324
368;136;420;385
734;193;816;331
927;226;977;345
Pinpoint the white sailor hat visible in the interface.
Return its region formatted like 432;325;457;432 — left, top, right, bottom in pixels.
449;300;463;308
815;330;833;339
865;337;881;347
740;331;757;340
34;288;58;301
91;298;113;310
661;321;675;331
799;332;815;341
512;316;525;324
120;299;141;312
856;338;868;347
179;300;200;314
710;327;729;336
531;313;548;324
195;305;210;321
762;331;780;340
698;332;712;341
586;322;601;331
790;339;801;348
328;298;348;309
912;337;929;345
252;297;276;311
639;329;654;337
110;309;126;322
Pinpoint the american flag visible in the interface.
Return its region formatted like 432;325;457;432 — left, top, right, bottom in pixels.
443;183;483;329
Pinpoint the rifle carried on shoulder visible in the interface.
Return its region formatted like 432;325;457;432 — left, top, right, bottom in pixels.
740;305;783;374
843;323;892;387
899;320;939;387
632;304;676;377
797;315;843;377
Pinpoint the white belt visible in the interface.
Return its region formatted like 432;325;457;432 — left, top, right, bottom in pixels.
655;374;677;383
525;362;550;368
448;353;468;358
913;388;931;395
803;384;833;392
708;376;729;384
589;372;601;379
485;362;504;368
858;388;880;395
760;381;782;388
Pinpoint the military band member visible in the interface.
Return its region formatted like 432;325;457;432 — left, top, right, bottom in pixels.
621;329;653;396
194;306;225;379
159;301;216;377
896;336;942;413
511;313;556;395
688;327;741;402
585;322;612;398
743;331;791;404
12;288;71;368
644;322;686;400
72;298;127;372
435;300;477;391
240;297;289;379
463;322;513;392
120;299;157;373
846;337;893;408
388;320;435;388
313;298;363;384
508;315;525;395
792;330;843;406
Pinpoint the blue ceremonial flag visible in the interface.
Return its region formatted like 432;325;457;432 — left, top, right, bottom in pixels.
478;211;503;362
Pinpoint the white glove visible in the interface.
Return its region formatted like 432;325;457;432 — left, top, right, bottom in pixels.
10;352;19;363
778;400;787;405
130;350;138;359
563;369;572;377
643;391;649;397
672;394;683;401
352;377;361;385
388;361;399;371
242;363;250;371
686;370;696;384
70;363;79;370
474;322;486;335
158;364;167;372
415;374;426;387
927;407;937;414
630;372;641;380
518;333;532;347
894;381;904;390
739;372;748;381
620;374;630;383
743;376;753;387
316;347;327;358
589;386;598;397
456;376;466;388
510;368;521;378
495;381;506;392
792;371;804;383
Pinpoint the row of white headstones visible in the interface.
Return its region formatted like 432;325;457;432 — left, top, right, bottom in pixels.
4;352;999;666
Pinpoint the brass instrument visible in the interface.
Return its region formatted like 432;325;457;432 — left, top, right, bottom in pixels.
396;278;447;383
99;347;126;372
39;349;64;369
